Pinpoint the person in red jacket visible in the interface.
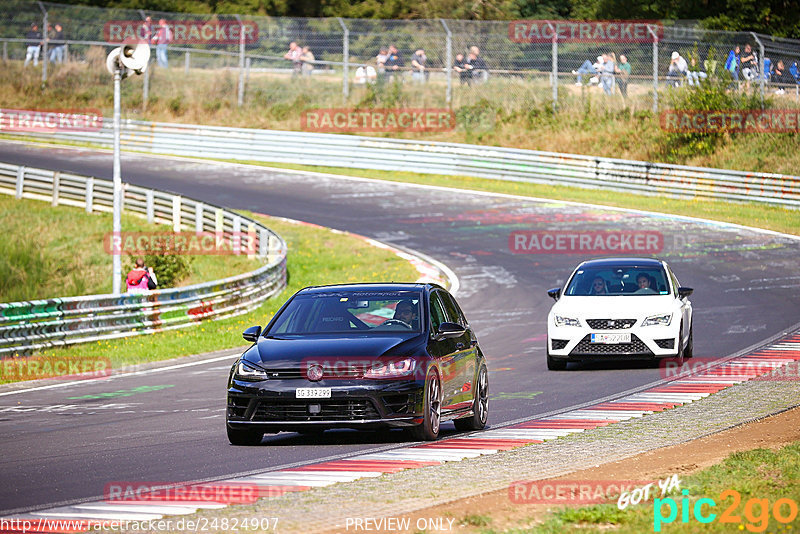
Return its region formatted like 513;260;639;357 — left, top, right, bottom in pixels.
126;258;158;293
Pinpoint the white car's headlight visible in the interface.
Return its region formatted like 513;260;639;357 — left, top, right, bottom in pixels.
642;313;672;327
235;360;268;381
554;315;581;327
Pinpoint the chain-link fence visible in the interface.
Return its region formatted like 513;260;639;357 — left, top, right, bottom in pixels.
2;1;800;117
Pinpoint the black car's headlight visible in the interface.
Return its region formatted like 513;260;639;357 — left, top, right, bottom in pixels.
364;357;417;379
234;360;268;381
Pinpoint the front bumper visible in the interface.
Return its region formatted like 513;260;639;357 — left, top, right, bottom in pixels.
548;322;680;361
226;377;424;431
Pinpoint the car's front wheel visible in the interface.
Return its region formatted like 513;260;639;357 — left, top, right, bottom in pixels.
454;365;488;431
226;424;264;446
410;370;441;441
684;325;693;359
547;351;567;371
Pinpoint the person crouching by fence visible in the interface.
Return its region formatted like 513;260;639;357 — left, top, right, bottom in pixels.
126;258;158;293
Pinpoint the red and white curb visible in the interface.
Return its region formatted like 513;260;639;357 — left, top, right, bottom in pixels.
5;333;799;532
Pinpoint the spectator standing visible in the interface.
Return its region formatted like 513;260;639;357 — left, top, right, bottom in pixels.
141;16;153;43
411;48;427;83
126;258;157;293
376;47;389;83
453;53;470;85
49;23;65;64
384;45;403;81
466;46;488;84
740;43;758;83
300;46;315;76
24;23;42;67
772;60;793;93
667;51;688;86
601;52;615;95
725;45;740;79
284;41;302;76
152;19;171;68
616;54;631;98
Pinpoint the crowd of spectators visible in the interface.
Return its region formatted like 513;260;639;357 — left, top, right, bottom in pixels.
352;44;488;86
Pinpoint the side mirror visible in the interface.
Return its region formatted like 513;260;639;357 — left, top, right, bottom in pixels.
242;325;262;343
435;322;466;341
678;287;693;299
547;288;561;301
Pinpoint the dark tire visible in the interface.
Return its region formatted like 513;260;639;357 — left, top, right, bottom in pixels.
227;424;264;446
684;325;693;359
454;365;488;431
410;370;441;441
673;321;685;366
547;352;567;371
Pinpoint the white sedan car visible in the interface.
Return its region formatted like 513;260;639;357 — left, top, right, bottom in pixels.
546;257;693;370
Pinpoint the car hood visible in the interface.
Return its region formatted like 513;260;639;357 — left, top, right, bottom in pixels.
243;334;424;367
552;295;678;318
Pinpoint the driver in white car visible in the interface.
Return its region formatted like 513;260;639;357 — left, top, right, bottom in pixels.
635;273;658;294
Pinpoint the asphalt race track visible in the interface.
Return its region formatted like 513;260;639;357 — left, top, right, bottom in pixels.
2;141;799;515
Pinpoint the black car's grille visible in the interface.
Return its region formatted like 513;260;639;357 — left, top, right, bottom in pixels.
570;334;653;355
551;339;569;350
586;319;636;330
253;399;379;421
655;338;675;349
261;367;366;380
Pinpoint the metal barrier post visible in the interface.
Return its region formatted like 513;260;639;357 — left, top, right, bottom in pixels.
649;25;659;113
172;196;181;232
51;171;60;206
15;166;24;199
246;57;251;87
142;59;150;110
751;32;765;107
195;202;204;232
184;51;190;74
338;18;349;101
146;189;154;222
3;42;7;62
440;19;452;106
232;216;241;255
236;15;245;107
259;228;268;257
85;176;94;213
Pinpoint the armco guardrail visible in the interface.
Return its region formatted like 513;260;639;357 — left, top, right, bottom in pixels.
0;161;287;357
7;120;800;207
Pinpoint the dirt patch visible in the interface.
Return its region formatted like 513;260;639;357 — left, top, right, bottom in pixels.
399;405;800;533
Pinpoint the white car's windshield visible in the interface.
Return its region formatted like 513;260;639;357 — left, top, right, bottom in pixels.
565;265;670;296
268;290;423;334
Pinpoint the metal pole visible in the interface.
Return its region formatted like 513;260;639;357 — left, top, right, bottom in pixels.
751;32;765;107
38;2;48;83
246;57;251;87
184;51;190;74
236;15;244;107
440;19;452;106
112;68;122;296
649;25;659;113
545;22;558;113
338;18;349;101
3;42;7;62
142;59;150;110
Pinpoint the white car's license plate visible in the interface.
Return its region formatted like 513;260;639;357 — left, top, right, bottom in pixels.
296;388;332;399
591;333;631;344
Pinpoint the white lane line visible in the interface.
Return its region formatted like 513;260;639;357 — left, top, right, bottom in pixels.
267;470;384;479
0;354;239;397
231;477;337;487
406;447;499;456
480;429;584;438
246;472;369;482
351;451;470;461
73;502;201;515
31;508;164;520
357;448;489;459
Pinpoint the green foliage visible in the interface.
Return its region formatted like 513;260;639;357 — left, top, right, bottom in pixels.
661;79;768;160
455;98;498;134
554;504;629;524
460;514;492;527
128;239;194;288
167;95;186;115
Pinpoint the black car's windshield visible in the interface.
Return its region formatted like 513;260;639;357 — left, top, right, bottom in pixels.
267;290;424;335
565;265;670;296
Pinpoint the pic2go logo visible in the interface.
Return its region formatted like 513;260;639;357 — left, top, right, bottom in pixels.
654;489;799;532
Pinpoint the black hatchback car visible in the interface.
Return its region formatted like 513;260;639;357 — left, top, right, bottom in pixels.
226;283;488;444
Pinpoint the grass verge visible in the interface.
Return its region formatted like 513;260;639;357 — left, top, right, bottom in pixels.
0;195;261;302
1;213;420;384
520;441;800;533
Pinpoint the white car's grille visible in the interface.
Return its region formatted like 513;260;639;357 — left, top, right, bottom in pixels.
585;319;636;330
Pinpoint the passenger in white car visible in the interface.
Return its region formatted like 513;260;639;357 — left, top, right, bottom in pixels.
635;273;658;294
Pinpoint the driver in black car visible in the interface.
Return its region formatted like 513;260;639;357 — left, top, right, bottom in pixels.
389;300;418;329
